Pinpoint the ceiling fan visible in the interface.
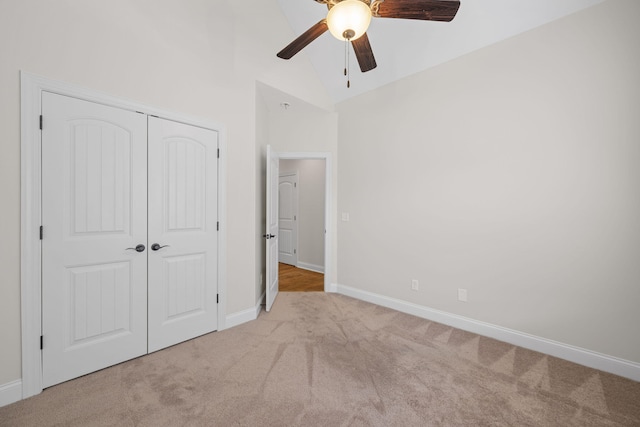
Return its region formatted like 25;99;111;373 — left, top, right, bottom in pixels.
277;0;461;74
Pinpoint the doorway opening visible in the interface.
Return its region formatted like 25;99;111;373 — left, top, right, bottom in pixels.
278;158;325;292
264;147;332;311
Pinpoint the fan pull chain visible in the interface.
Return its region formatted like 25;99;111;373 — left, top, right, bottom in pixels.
343;38;348;88
344;38;351;88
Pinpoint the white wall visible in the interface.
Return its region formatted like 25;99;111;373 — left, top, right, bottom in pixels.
4;0;634;394
280;159;326;271
336;0;640;364
0;0;332;387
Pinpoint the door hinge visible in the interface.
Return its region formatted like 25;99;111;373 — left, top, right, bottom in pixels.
217;148;220;158
39;115;43;130
216;294;219;304
40;335;43;350
217;221;219;231
39;226;43;240
294;215;297;221
294;249;297;254
294;182;297;188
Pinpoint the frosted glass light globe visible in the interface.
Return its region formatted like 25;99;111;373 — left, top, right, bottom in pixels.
326;0;372;41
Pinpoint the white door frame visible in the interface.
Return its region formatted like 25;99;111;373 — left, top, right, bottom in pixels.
20;71;227;399
277;152;332;292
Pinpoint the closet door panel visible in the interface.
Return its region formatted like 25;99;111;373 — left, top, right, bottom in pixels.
147;117;218;352
41;92;148;388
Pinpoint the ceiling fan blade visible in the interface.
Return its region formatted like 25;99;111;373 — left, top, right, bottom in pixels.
277;19;328;60
373;0;460;22
351;33;377;73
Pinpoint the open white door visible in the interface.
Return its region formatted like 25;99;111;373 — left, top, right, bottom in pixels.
265;145;279;312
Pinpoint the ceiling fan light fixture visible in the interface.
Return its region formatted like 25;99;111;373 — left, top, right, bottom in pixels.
326;0;372;41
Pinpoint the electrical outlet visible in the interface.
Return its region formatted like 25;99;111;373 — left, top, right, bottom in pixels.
411;280;419;291
458;288;468;302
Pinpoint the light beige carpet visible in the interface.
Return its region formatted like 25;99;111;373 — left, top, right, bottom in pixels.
1;292;639;426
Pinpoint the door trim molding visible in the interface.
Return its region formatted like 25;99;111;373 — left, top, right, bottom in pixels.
277;153;332;293
20;71;227;399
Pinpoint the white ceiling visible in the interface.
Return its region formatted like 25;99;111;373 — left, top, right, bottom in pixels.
275;0;605;104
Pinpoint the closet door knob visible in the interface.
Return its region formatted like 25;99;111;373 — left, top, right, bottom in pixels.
126;244;146;252
151;243;169;251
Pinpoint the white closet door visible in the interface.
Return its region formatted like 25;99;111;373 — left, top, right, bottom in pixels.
41;92;148;388
147;117;218;352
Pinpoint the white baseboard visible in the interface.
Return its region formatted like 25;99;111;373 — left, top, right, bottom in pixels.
326;282;338;293
336;284;640;382
297;262;324;274
225;307;258;329
224;293;264;330
0;379;22;408
256;290;265;317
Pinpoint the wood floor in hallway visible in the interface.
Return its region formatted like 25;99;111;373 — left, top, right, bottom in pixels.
279;263;324;292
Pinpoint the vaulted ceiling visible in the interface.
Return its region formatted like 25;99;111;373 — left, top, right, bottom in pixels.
275;0;605;104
